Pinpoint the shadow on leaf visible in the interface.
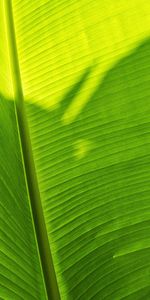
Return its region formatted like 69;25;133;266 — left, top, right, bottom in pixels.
1;37;150;300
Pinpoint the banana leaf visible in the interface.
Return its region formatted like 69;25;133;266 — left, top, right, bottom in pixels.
0;0;150;299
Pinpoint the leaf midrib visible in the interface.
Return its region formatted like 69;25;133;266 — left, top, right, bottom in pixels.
3;1;60;299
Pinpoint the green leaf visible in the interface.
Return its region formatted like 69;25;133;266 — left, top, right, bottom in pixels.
0;96;47;299
1;0;150;299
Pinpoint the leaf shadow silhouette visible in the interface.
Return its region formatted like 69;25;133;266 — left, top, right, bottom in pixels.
1;37;150;299
25;37;150;300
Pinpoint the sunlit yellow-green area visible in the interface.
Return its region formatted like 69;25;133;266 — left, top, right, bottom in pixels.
0;1;13;98
74;138;94;159
12;0;150;123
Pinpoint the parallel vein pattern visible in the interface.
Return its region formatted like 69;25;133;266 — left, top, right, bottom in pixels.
11;0;150;299
0;96;46;299
25;40;150;299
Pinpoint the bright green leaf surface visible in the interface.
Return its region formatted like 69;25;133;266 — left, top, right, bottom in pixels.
0;0;150;299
